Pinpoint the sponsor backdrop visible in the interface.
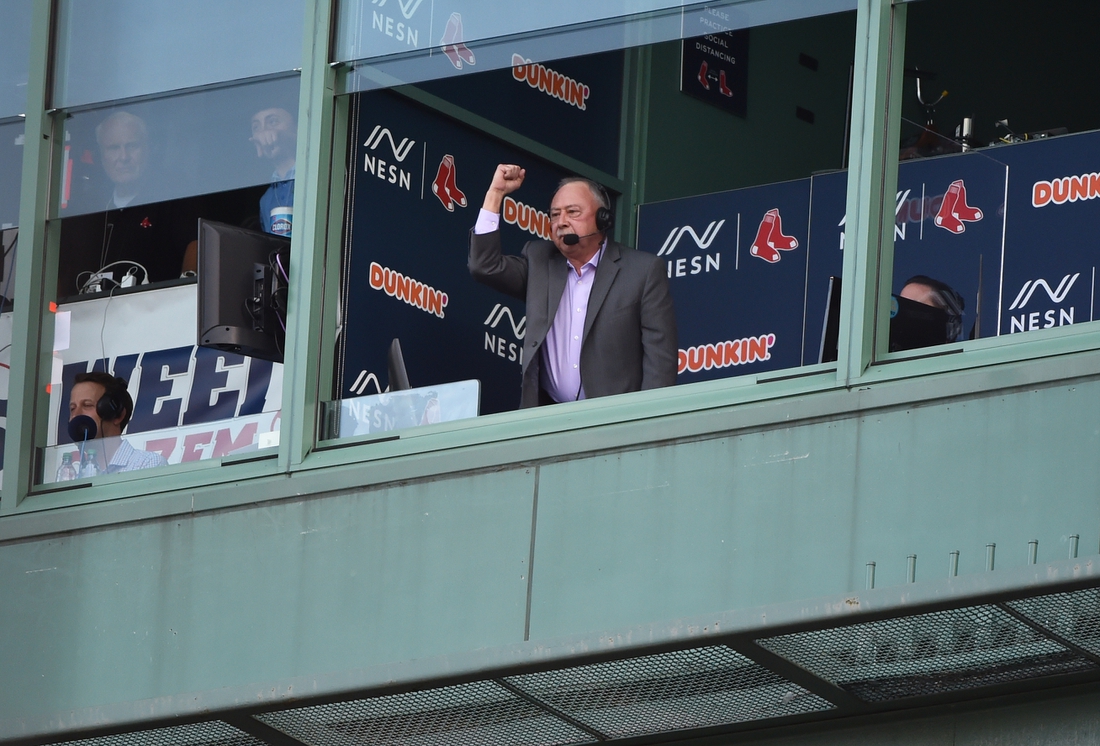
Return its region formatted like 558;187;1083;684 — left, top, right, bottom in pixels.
637;179;810;382
417;50;623;177
341;89;575;415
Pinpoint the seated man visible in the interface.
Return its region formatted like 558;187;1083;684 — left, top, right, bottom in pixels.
251;105;297;237
68;371;167;473
899;274;966;342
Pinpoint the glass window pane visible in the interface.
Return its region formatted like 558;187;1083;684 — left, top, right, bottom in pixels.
323;9;857;442
41;285;283;485
58;76;300;219
337;0;857;90
35;77;300;487
0;0;33;118
53;0;304;109
883;0;1100;354
0;120;22;228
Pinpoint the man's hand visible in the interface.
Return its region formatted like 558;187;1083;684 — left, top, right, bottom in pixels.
482;164;526;212
251;129;278;158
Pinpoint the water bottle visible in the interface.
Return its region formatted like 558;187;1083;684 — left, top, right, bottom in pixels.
55;452;78;482
80;448;99;478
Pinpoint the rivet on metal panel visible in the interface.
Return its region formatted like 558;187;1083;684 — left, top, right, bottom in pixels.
986;543;996;572
906;555;916;584
1028;540;1039;565
1069;534;1080;559
865;562;876;590
948;550;959;577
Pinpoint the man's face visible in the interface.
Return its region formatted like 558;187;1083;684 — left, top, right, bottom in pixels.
69;381;105;431
251;108;297;161
98;116;147;186
550;182;601;258
69;381;125;438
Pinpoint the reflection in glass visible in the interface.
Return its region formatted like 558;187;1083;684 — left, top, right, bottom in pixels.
59;76;300;218
53;0;303;108
322;380;480;440
0;119;22;228
335;0;858;75
0;0;32;118
55;76;300;299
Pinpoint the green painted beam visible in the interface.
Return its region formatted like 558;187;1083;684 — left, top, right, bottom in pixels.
3;0;55;512
280;0;338;469
837;0;906;384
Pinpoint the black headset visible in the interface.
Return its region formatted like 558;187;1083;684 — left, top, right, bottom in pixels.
593;182;614;233
95;376;130;424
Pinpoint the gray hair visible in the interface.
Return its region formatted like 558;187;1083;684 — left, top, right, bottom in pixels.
554;176;609;211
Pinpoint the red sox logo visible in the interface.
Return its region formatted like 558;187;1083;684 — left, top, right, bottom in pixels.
933;179;983;233
749;208;798;263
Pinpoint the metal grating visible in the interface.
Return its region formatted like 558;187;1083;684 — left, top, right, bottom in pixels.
503;645;834;739
48;722;263;746
756;604;1098;702
255;680;593;746
1008;587;1100;659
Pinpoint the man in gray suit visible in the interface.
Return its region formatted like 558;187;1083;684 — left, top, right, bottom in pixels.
469;164;677;408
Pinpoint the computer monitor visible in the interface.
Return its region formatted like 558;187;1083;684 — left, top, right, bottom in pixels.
818;276;842;364
197;219;290;363
388;338;411;391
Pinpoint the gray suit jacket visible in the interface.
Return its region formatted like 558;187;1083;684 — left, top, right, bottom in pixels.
469;230;677;408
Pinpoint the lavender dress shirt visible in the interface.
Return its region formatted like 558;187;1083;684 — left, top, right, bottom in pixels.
474;208;603;402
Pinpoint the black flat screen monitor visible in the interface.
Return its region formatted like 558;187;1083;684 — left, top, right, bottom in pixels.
388;338;411;391
197;219;290;363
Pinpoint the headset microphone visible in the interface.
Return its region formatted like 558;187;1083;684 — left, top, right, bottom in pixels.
561;230;601;246
68;415;97;442
68;414;98;470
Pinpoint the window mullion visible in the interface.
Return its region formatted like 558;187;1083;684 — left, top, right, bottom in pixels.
279;0;338;470
837;0;906;385
3;0;57;512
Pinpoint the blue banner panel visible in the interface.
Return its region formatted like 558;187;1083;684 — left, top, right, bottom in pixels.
417;50;624;177
341;90;573;415
637;179;811;383
996;131;1100;336
891;153;1008;340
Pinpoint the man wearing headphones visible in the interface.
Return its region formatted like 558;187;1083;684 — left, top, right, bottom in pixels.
469;164;677;408
68;371;168;473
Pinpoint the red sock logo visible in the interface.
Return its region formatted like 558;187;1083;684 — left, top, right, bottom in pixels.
768;208;798;250
934;179;983;234
718;69;733;97
698;61;710;90
431;154;466;212
750;209;798;264
441;13;475;69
